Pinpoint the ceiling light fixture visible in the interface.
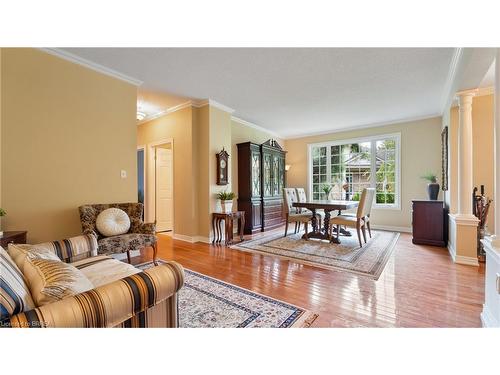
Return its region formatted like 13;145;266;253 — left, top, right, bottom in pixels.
136;111;146;121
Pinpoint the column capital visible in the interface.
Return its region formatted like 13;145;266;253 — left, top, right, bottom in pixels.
456;88;478;98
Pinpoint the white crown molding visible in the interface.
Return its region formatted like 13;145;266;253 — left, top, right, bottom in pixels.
231;116;283;139
39;48;143;86
138;101;193;125
283;113;441;140
192;99;235;114
440;48;463;114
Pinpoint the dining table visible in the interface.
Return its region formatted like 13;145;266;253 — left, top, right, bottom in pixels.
292;200;359;243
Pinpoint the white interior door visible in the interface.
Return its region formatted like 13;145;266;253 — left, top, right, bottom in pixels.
155;147;173;232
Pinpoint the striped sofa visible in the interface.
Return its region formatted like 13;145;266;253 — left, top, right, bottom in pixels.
1;234;184;328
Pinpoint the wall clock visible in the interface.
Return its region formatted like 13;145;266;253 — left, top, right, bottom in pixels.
216;148;229;185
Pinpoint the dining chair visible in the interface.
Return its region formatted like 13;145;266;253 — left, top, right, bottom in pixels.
328;188;375;247
295;187;322;232
283;188;315;238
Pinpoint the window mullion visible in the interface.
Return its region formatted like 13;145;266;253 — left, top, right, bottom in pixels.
370;140;376;190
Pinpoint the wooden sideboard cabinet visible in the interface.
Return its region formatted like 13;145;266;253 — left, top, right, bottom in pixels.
412;200;448;247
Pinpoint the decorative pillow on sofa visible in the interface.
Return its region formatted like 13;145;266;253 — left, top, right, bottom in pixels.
23;251;94;307
96;208;131;237
8;234;98;266
0;247;35;320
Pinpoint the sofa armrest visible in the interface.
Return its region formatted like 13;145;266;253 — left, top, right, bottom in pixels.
5;261;184;328
83;228;98;238
137;222;156;235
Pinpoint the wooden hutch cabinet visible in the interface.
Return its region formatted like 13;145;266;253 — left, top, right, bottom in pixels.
237;140;286;234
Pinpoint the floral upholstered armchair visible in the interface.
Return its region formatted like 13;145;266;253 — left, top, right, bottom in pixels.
78;203;158;265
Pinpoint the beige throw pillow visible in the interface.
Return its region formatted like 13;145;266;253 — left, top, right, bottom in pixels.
96;208;131;237
23;251;94;307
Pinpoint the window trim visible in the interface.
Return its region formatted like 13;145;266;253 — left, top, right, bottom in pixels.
307;132;401;210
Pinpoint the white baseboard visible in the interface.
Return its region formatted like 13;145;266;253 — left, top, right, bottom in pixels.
447;242;478;266
455;255;479;266
481;304;499;327
173;233;212;244
370;224;412;233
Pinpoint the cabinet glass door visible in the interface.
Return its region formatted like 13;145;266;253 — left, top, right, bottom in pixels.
263;153;272;197
272;154;279;196
251;151;261;197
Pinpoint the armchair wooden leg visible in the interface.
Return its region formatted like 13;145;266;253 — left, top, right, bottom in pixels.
294;222;298;234
284;220;289;237
152;243;159;266
126;250;131;264
367;220;372;238
304;222;308;240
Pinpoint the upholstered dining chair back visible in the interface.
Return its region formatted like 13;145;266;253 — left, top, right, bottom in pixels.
295;188;308;213
356;188;376;218
283;188;299;215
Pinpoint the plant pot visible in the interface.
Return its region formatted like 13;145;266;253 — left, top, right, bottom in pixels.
220;200;233;213
427;183;440;200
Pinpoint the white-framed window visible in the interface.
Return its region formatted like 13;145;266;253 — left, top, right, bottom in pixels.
307;132;401;209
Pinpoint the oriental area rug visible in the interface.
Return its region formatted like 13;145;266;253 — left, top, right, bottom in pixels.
230;230;400;280
137;261;318;328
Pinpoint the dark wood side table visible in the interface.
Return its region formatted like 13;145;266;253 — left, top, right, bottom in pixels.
0;231;28;248
212;211;245;245
412;200;448;247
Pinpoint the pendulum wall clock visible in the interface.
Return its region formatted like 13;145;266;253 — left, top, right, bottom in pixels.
216;148;229;185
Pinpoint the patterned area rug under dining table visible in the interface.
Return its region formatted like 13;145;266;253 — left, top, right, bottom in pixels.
231;230;400;280
137;261;318;328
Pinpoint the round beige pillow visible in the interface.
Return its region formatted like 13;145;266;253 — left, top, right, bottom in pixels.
96;208;131;237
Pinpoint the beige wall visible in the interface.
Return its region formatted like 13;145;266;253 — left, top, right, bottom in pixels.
137;106;198;237
472;94;495;231
231;119;284;204
1;48;137;243
284;117;443;230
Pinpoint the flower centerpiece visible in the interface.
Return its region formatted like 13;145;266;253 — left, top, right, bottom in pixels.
216;191;236;213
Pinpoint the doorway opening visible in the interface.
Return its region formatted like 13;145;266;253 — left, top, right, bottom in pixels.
153;142;174;233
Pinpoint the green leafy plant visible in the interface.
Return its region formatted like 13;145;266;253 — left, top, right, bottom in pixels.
321;185;333;196
216;191;236;201
421;172;437;183
352;192;361;201
0;208;6;217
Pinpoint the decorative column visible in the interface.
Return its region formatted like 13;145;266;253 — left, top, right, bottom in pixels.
448;89;479;265
457;90;477;219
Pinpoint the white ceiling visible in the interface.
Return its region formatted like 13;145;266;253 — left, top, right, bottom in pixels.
63;48;456;138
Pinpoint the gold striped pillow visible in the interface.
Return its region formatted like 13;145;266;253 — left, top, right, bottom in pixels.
23;251;94;307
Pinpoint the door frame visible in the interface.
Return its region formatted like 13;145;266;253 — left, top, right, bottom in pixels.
137;145;147;219
148;138;174;231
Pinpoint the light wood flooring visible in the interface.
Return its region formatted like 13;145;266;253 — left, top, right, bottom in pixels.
133;228;485;327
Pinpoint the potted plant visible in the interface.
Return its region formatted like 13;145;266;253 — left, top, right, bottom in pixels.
217;191;236;213
0;208;6;237
421;172;440;200
321;184;333;200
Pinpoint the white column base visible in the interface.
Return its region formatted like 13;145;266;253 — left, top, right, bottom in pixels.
480;236;500;327
448;214;479;266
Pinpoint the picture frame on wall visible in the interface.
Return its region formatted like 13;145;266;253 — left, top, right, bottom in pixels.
441;126;448;191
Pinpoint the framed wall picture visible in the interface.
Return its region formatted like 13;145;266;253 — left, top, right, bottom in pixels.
441;126;448;191
216;148;229;185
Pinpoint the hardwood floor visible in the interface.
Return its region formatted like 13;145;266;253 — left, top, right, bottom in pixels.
133;228;485;327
